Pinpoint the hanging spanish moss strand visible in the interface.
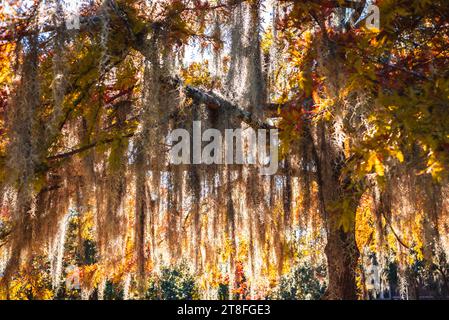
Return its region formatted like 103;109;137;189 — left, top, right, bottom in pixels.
226;2;245;104
48;0;67;140
187;103;203;272
102;85;131;267
133;26;170;295
2;33;41;285
133;49;151;296
50;212;70;291
211;11;223;78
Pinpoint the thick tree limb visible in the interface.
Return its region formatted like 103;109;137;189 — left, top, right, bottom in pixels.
168;78;275;130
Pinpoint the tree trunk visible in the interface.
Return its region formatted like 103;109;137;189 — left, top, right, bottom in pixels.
312;122;361;300
134;153;147;298
324;222;359;299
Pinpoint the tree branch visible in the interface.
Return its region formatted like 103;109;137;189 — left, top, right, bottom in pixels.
170;78;276;130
